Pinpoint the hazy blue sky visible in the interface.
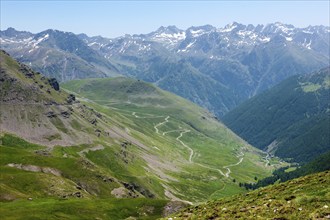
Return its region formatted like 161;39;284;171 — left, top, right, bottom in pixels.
1;1;329;38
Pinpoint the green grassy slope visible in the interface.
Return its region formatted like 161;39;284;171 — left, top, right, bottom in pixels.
0;134;168;219
0;49;173;219
222;67;330;163
62;77;283;202
167;170;330;220
0;198;168;220
0;50;280;218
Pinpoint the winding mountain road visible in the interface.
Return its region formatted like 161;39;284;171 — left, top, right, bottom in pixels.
162;129;184;136
131;111;245;178
197;163;226;177
223;157;244;177
176;130;194;163
154;116;170;134
222;150;245;177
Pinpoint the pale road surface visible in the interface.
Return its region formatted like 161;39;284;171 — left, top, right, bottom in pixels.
223;157;244;177
264;153;271;166
154;116;170;134
132;111;164;119
176;130;194;163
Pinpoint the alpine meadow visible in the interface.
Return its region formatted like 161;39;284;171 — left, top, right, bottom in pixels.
0;1;329;219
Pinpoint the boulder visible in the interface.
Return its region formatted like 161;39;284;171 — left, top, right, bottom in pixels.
46;111;56;118
48;78;60;91
66;94;76;104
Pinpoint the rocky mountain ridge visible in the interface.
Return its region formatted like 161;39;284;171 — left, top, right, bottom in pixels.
1;22;329;117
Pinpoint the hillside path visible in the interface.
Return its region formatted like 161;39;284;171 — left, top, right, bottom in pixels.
223;150;245;177
154;116;170;134
77;145;105;166
132;112;164;119
265;153;270;166
130;111;245;178
176;130;194;163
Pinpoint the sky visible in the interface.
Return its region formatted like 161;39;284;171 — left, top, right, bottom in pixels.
1;1;329;38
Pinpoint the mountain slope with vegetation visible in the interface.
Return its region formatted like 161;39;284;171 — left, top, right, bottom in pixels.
61;77;280;202
1;23;329;117
222;67;330;163
167;170;330;220
0;50;277;219
243;151;330;190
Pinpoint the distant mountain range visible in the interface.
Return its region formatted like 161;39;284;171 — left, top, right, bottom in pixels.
0;28;120;81
1;22;329;117
222;67;330;163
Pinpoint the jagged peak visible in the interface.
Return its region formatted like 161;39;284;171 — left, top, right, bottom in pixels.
1;27;33;38
262;22;295;34
227;21;241;27
218;22;245;33
33;29;78;42
3;27;18;32
39;29;75;36
155;25;183;34
187;24;216;32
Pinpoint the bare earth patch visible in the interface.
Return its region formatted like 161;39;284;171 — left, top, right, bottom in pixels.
7;163;61;176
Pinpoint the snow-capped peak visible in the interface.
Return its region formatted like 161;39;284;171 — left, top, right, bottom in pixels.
186;25;216;37
150;25;186;46
218;22;241;33
262;22;295;35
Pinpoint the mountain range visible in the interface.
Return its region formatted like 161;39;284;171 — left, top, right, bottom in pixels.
1;22;329;117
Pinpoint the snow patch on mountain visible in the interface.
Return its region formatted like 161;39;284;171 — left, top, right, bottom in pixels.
151;31;186;45
260;37;271;42
177;39;197;53
218;22;238;33
274;22;294;34
189;29;206;37
303;39;312;49
286;37;293;41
